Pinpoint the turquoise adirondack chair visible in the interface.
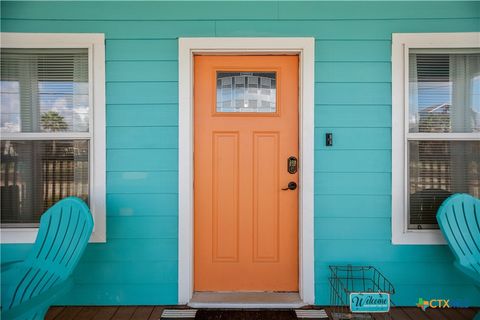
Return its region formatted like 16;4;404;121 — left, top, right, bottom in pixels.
1;197;94;320
437;193;480;319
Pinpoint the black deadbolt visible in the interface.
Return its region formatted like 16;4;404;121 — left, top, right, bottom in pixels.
287;156;298;174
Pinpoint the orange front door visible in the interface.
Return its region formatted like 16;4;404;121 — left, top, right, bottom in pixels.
194;55;299;292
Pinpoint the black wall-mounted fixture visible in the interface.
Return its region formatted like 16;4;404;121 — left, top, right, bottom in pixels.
326;133;333;146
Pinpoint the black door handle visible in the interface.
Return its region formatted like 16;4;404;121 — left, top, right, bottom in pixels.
282;182;297;191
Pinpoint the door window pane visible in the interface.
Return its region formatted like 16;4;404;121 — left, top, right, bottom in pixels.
408;49;480;133
408;140;480;229
0;48;89;133
1;140;89;226
216;72;276;113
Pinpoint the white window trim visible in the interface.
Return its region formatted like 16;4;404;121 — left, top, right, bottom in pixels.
391;32;480;245
0;33;106;243
178;37;315;305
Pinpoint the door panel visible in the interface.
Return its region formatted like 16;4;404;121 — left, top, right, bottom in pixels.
194;55;299;292
253;132;280;262
212;132;239;262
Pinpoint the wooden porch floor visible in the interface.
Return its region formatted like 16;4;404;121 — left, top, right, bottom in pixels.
45;306;479;320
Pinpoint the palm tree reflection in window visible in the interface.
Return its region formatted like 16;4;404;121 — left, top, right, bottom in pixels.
41;111;69;132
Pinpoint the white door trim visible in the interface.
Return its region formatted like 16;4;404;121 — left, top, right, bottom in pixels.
178;37;315;305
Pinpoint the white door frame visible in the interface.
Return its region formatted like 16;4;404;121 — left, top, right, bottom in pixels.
178;37;315;305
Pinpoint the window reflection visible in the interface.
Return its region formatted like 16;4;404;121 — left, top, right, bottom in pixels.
0;81;20;132
409;50;480;133
0;48;89;133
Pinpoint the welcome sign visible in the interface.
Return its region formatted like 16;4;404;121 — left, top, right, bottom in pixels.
350;292;390;313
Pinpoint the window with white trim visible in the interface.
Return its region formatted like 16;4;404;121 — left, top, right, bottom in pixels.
0;33;106;243
392;33;480;244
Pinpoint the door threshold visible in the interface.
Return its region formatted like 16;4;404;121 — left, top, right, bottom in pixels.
188;292;305;309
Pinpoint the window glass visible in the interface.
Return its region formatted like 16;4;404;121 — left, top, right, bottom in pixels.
409;49;480;133
0;80;20;132
216;72;276;113
0;48;89;133
1;140;89;226
408;140;479;229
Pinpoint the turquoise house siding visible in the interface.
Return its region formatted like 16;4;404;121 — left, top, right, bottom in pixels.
1;1;479;306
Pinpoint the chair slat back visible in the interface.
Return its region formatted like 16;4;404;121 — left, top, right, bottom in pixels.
7;197;93;309
437;193;480;278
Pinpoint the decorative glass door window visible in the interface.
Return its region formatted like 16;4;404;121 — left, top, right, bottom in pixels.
216;72;276;113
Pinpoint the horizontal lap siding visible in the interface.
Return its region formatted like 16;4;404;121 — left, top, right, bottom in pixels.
1;0;479;307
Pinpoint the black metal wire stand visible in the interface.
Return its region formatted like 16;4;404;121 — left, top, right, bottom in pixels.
329;265;395;320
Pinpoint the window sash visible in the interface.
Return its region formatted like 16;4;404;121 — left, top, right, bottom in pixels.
1;48;94;137
405;135;480;229
1;137;93;226
406;140;480;230
1;48;91;132
403;44;480;139
1;139;90;227
2;132;92;140
406;133;480;140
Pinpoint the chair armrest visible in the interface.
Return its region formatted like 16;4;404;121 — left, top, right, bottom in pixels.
1;278;73;320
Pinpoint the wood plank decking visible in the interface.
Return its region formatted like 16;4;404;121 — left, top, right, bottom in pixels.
45;306;479;320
